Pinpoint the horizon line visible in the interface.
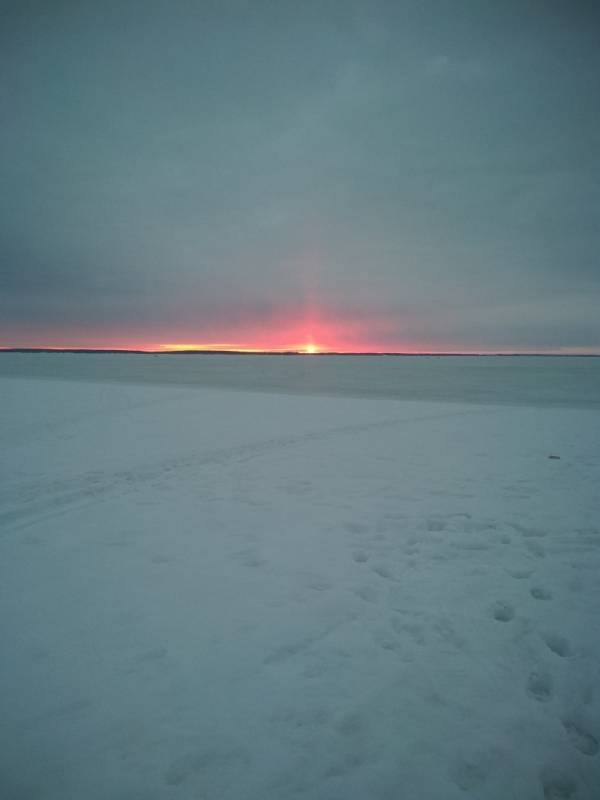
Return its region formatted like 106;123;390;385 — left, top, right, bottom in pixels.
1;347;599;357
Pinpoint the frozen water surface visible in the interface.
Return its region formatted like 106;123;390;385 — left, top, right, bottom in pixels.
2;351;600;407
1;355;599;799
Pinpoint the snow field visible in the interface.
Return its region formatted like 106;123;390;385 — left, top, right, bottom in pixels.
1;377;599;799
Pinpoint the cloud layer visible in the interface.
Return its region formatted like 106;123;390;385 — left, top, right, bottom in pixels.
2;1;599;351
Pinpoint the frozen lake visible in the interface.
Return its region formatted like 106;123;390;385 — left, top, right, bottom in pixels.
1;352;599;408
1;358;600;798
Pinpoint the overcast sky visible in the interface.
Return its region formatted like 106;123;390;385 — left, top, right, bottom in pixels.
1;0;599;351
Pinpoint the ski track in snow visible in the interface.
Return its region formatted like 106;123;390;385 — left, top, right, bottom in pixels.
1;375;599;799
1;405;495;533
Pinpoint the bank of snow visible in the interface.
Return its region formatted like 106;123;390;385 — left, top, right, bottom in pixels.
1;377;599;799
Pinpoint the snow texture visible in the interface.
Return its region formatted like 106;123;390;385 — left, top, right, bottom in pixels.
1;363;599;799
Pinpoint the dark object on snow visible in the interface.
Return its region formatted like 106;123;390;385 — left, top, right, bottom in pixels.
548;454;561;459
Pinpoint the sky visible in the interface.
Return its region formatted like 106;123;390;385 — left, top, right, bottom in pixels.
1;0;599;353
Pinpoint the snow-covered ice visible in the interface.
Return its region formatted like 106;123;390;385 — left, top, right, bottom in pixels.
1;360;599;799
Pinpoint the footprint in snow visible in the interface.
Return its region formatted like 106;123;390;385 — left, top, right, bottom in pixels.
518;525;547;539
426;518;447;532
151;553;173;564
306;576;332;592
542;633;572;658
345;522;370;535
370;563;394;580
434;617;469;651
354;585;379;604
531;586;553;600
379;638;402;653
303;661;328;678
540;769;577;799
507;568;534;579
491;601;515;622
232;548;266;568
525;540;546;558
527;670;553;702
563;720;599;756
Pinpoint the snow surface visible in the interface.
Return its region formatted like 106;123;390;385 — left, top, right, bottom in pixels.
1;369;599;799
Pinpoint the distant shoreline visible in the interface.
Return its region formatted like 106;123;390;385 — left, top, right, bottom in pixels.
1;349;598;357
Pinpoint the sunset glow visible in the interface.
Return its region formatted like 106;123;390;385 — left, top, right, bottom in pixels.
2;308;417;353
2;2;599;359
3;304;598;355
158;344;273;353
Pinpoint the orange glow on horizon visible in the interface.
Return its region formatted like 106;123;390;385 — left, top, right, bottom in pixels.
159;343;275;353
1;338;593;355
1;311;392;352
4;306;591;354
159;341;324;354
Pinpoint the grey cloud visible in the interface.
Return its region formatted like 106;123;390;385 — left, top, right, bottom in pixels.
1;0;599;349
